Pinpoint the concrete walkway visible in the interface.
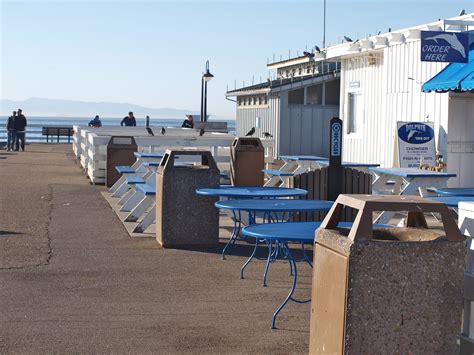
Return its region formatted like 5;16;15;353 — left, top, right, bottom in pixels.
0;144;312;353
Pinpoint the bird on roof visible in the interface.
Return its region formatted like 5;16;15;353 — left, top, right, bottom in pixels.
314;45;321;53
245;127;255;137
377;31;381;35
459;9;466;16
303;51;315;58
146;127;154;136
388;27;392;32
263;132;273;138
343;36;353;42
161;127;166;135
199;128;205;136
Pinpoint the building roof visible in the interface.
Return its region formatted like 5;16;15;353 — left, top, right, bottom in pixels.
422;43;474;92
226;71;340;97
266;13;474;66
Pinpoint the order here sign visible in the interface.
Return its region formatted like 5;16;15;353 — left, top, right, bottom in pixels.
420;31;469;63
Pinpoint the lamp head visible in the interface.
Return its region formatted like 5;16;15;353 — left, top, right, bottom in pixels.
203;69;214;82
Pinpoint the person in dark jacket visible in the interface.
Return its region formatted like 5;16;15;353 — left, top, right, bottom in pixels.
181;115;194;128
6;111;16;151
13;109;27;151
121;112;136;126
88;115;102;127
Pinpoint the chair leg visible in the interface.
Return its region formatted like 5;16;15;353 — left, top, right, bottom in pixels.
133;205;156;233
120;191;144;212
124;196;153;222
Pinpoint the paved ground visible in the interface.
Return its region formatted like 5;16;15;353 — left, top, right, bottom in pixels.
0;144;312;354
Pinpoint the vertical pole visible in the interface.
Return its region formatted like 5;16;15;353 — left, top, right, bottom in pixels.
204;81;208;123
200;77;204;123
323;0;326;48
327;117;343;201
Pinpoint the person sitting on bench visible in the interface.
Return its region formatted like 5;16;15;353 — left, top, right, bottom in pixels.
181;115;194;129
88;115;102;128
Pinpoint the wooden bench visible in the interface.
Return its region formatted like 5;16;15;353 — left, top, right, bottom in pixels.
42;126;74;143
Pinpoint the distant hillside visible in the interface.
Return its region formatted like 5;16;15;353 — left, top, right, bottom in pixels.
0;97;229;120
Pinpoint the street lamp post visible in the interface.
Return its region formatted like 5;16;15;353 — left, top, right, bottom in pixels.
200;60;214;123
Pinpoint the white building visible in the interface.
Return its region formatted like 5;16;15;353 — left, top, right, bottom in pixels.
226;60;341;158
317;13;474;187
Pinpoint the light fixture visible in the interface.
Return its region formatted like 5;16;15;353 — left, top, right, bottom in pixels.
200;60;214;122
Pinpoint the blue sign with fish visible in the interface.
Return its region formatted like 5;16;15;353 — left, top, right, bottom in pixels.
398;122;434;144
421;31;469;63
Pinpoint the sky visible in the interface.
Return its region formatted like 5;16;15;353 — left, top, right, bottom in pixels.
0;0;472;118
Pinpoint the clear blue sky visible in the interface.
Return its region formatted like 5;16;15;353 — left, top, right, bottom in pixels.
1;0;471;118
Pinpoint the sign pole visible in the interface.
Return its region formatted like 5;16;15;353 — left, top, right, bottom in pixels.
328;117;343;201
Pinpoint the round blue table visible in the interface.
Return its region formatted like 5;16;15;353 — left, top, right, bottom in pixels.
428;196;474;207
243;221;395;329
215;199;334;284
429;187;474;196
196;186;308;198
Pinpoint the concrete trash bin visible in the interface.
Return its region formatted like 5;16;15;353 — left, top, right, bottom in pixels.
106;136;137;187
459;202;474;354
156;149;220;248
309;194;465;355
230;137;264;186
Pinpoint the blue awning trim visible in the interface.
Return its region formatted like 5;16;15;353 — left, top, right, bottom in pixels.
422;43;474;93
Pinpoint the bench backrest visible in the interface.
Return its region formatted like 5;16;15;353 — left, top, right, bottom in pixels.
42;127;73;136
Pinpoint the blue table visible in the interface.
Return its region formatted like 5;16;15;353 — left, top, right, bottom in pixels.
280;155;328;161
243;221;394;329
133;152;164;159
215;199;333;278
428;187;474;196
370;167;456;224
196;186;308;199
428;196;474;207
198;186;308;259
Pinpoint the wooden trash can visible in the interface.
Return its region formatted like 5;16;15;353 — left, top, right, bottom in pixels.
309;194;465;354
230;137;264;186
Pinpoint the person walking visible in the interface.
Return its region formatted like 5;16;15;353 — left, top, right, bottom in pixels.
6;111;16;151
121;112;136;126
88;115;102;127
13;109;27;151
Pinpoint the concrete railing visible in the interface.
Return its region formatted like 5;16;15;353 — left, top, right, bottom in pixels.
73;125;274;184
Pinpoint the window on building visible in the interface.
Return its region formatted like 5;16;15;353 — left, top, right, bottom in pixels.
306;84;323;105
288;88;304;105
298;68;302;75
347;92;363;134
264;96;268;105
325;80;340;105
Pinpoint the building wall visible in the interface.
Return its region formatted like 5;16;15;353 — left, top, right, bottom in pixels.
279;90;338;157
235;93;280;152
340;41;450;167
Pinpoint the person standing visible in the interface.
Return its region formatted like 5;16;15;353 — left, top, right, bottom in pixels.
121;112;136;126
6;111;16;151
181;115;194;128
13;109;27;151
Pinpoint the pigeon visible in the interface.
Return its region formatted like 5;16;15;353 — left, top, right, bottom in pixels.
343;36;353;42
160;127;166;135
314;45;321;53
146;127;154;136
459;9;466;16
388;27;392;33
377;31;381;35
303;51;314;58
245;127;255;137
263;132;273;138
199;128;205;136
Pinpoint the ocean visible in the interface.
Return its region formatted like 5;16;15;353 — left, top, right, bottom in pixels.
0;116;236;143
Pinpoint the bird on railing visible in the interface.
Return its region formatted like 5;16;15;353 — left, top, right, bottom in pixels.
314;45;321;53
343;36;353;42
146;127;154;136
263;132;273;138
199;128;205;136
245;127;255;137
161;127;166;135
459;9;466;16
